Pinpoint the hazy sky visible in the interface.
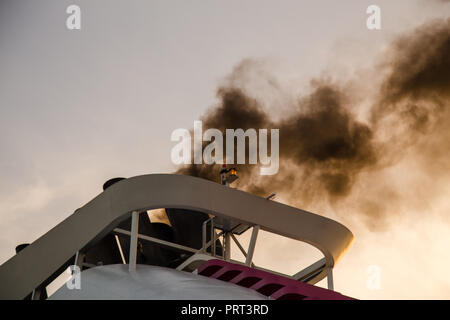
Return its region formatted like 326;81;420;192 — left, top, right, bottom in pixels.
1;0;449;299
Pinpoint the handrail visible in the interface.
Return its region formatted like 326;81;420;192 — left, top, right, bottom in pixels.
0;174;353;299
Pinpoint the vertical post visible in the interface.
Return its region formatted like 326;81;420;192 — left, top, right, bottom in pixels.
245;225;259;266
224;233;231;261
327;267;334;291
211;218;216;257
202;219;207;253
74;251;79;266
31;289;41;300
74;251;85;272
129;211;139;272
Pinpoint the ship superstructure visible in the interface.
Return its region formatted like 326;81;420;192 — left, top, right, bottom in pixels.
0;173;354;300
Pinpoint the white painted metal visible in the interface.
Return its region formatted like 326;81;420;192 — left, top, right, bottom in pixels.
0;174;353;299
327;267;334;291
114;228;199;254
230;233;255;268
114;235;126;264
175;253;215;272
224;233;231;261
50;264;268;300
128;211;139;272
293;258;326;284
245;225;259;266
74;251;86;271
211;218;216;256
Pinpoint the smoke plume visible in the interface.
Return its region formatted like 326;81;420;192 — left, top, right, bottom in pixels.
176;18;450;229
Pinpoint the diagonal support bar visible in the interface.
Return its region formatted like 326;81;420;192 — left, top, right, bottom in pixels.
230;233;255;268
245;225;259;266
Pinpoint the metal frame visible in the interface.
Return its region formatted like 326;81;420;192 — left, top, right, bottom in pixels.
116;222;334;288
327;268;334;291
0;174;352;299
229;234;255;268
128;211;139;271
114;228;199;254
245;225;259;266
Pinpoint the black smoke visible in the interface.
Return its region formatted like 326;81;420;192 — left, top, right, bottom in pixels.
176;18;450;229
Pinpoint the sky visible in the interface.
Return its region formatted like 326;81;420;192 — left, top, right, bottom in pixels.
0;0;450;299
